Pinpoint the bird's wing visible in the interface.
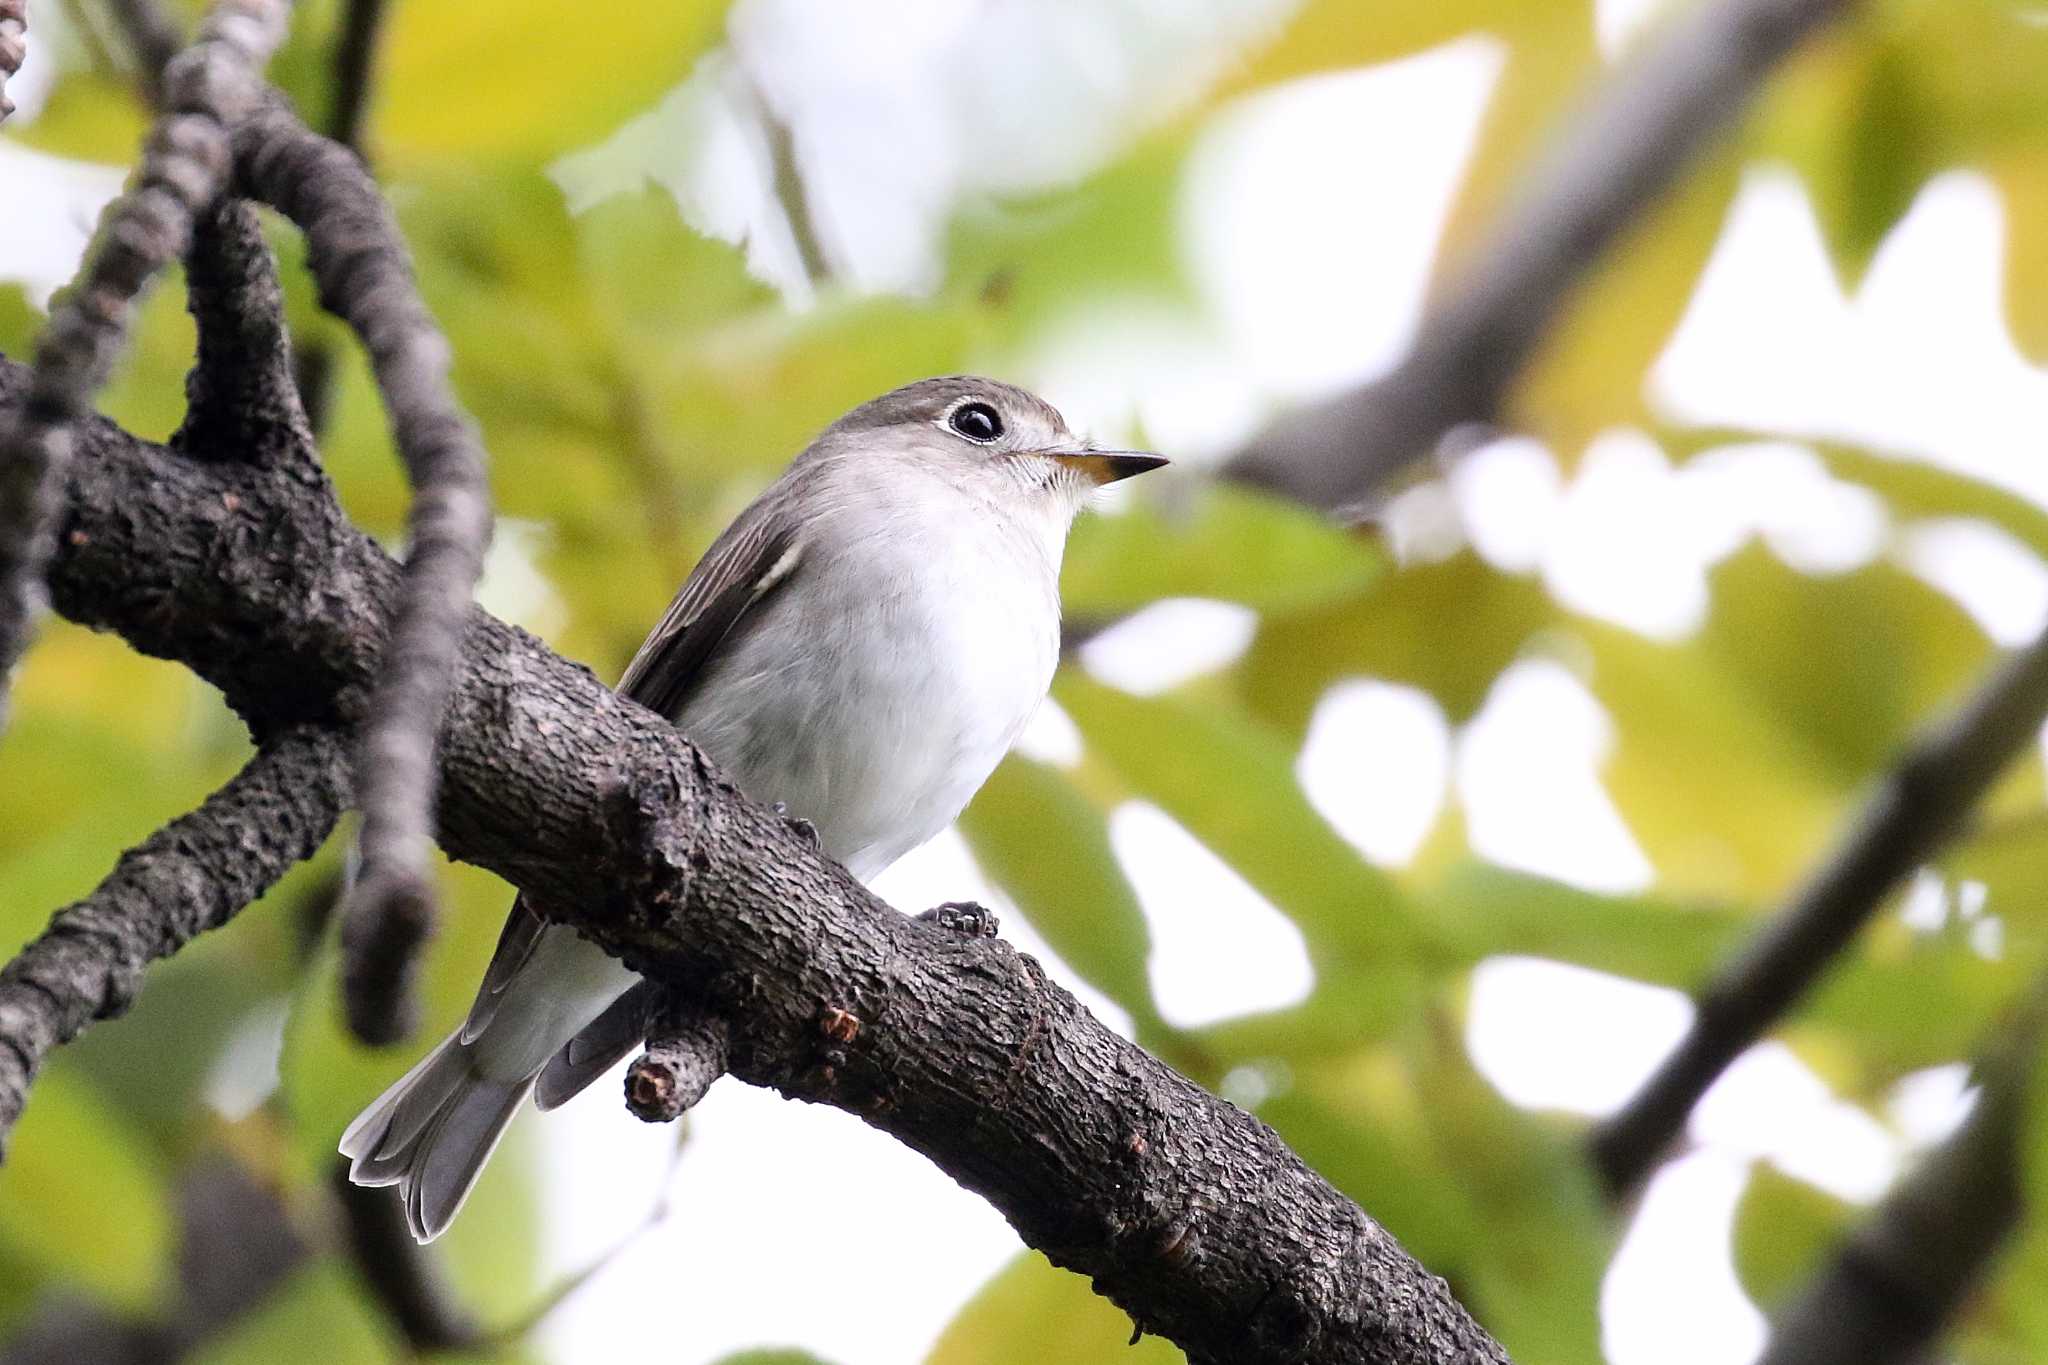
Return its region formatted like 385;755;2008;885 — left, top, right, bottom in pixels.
463;485;808;1046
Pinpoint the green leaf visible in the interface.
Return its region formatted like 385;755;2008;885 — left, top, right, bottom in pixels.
1582;617;1844;902
3;71;149;164
711;1352;844;1365
371;1;731;163
926;1252;1186;1365
958;757;1165;1037
1696;545;1991;783
1062;487;1383;620
1056;675;1424;971
191;1259;392;1365
1242;552;1552;733
1424;863;1747;986
1731;1165;1856;1310
0;1068;173;1311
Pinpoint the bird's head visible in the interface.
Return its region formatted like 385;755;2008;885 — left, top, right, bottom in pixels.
821;375;1167;514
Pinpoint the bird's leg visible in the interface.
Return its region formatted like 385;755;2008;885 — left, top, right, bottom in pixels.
917;900;1000;938
771;801;822;851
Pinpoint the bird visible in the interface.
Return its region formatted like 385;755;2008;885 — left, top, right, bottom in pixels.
339;375;1166;1241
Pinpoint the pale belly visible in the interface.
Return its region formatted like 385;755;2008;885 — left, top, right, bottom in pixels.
675;509;1061;880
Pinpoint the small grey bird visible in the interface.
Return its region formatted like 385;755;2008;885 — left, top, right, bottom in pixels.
340;376;1165;1240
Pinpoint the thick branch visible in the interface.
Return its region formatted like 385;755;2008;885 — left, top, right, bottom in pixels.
0;0;287;727
231;102;495;1047
11;360;1510;1365
1222;0;1849;514
0;724;350;1149
1589;630;2048;1198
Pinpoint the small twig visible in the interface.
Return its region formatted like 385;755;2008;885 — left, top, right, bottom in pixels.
293;0;392;435
0;725;350;1151
0;0;27;124
480;1131;690;1349
1753;978;2043;1365
107;0;183;100
624;997;729;1123
1221;0;1852;515
1590;630;2048;1199
174;197;316;464
331;1160;486;1353
0;0;289;732
757;89;829;289
231;102;495;1048
324;0;387;154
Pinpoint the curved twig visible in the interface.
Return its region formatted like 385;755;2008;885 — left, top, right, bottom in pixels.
230;101;495;1048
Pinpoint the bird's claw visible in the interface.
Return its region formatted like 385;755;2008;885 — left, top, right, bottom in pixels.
772;801;822;850
917;901;999;938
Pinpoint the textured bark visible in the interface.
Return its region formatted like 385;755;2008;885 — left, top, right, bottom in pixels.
0;724;350;1147
0;0;287;726
5;352;1511;1365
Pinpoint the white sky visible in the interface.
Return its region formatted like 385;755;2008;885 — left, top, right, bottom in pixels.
1;0;2027;1361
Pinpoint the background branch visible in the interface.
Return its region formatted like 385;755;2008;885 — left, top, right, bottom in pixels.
1589;627;2048;1198
230;101;495;1048
1221;0;1851;514
0;724;350;1149
1754;979;2041;1365
293;0;391;434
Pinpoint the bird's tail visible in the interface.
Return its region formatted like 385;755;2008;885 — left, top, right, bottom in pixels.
338;1030;532;1243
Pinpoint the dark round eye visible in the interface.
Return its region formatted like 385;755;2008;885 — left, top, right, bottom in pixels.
948;401;1004;444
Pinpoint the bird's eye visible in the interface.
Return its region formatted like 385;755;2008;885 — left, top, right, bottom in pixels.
948;401;1004;444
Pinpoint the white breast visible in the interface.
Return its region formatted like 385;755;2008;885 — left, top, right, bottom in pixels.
675;463;1066;881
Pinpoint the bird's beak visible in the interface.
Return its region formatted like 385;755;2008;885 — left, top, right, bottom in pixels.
1044;450;1170;485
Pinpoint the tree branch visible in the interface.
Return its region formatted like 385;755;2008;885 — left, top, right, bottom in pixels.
0;0;26;124
625;991;729;1123
1588;629;2048;1198
0;723;350;1150
1221;0;1850;514
8;360;1512;1365
0;0;287;730
174;197;316;465
330;1162;486;1353
1754;980;2041;1365
230;101;495;1048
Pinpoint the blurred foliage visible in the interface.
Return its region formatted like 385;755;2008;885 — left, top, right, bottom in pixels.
5;0;2048;1362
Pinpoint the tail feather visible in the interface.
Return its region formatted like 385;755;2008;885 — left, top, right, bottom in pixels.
339;1031;533;1241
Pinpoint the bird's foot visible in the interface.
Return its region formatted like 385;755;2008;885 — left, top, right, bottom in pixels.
917;900;999;938
772;801;822;851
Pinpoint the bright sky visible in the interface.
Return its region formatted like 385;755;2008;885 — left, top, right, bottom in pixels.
2;0;2029;1361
